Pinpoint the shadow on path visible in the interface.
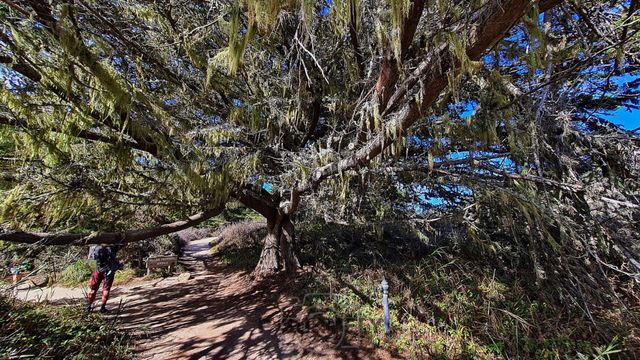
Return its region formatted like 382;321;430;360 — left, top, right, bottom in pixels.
116;261;390;359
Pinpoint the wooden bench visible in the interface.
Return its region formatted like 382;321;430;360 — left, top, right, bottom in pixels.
145;255;178;275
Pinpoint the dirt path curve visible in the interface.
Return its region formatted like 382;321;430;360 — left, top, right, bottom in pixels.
8;239;393;359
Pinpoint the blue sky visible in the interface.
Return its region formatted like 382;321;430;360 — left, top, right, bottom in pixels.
605;107;639;131
599;73;640;131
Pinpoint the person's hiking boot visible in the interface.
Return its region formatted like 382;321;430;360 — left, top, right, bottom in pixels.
85;304;93;313
99;305;109;314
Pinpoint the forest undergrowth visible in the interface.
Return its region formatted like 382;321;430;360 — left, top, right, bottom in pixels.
0;294;131;359
290;223;639;359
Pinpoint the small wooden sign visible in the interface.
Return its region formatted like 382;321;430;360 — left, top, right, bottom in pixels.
28;274;49;287
146;255;178;274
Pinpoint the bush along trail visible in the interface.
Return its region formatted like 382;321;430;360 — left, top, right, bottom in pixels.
0;294;132;359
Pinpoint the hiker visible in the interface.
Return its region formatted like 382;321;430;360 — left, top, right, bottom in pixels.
86;244;123;313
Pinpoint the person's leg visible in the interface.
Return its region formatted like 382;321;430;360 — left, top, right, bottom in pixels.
99;273;115;313
86;271;103;312
87;289;97;305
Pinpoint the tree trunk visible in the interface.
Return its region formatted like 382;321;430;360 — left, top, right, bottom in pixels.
280;218;301;271
253;214;300;277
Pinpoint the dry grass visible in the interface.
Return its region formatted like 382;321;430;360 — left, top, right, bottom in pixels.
208;221;267;271
176;228;215;247
212;220;267;251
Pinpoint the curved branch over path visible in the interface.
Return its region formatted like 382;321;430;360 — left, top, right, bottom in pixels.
0;207;224;245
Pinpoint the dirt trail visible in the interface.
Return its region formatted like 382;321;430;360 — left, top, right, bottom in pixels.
7;238;393;359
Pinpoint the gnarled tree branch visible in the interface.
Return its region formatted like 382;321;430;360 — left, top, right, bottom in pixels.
0;207;224;245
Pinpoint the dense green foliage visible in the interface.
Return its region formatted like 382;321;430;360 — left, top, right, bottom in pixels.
0;295;131;359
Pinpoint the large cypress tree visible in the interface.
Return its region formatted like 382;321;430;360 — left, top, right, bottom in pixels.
0;0;638;307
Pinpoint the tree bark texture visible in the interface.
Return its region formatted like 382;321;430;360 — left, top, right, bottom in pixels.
253;213;300;277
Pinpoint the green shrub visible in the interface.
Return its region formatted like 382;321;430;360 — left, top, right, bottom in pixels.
216;246;262;271
297;239;634;359
114;266;143;285
59;259;95;286
0;295;131;359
